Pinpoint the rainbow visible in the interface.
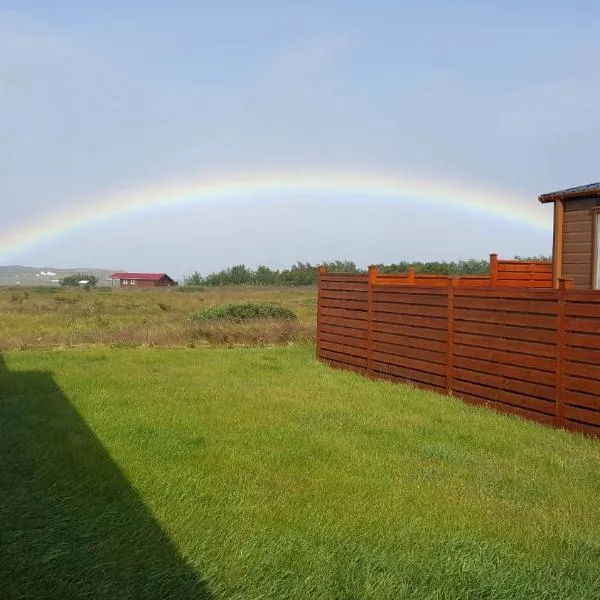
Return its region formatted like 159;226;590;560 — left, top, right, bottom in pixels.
0;169;552;260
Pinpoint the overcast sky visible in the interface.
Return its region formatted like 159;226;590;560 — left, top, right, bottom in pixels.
2;1;599;278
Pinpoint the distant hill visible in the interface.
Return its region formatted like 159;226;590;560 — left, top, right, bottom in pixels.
0;266;119;287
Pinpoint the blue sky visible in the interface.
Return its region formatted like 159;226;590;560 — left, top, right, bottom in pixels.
2;1;599;277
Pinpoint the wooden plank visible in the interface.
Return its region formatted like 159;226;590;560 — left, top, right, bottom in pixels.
565;331;600;350
320;357;367;376
320;281;369;292
320;323;368;340
372;330;447;354
371;361;446;389
563;389;600;411
452;343;556;373
564;317;600;334
320;331;368;349
564;404;600;427
563;374;600;397
454;288;556;300
372;341;446;366
452;364;555;402
320;298;367;311
319;349;367;369
564;303;600;317
564;290;600;302
321;274;368;282
564;231;592;244
565;360;600;382
372;312;447;330
319;340;368;360
371;289;448;307
453;331;555;358
452;297;557;315
563;220;591;234
373;301;447;318
450;379;555;416
372;321;447;342
371;284;448;296
321;307;367;321
565;345;600;365
371;350;446;376
561;242;593;254
453;320;557;344
453;308;557;330
319;290;368;302
563;419;600;437
492;402;556;426
320;315;368;331
497;263;552;273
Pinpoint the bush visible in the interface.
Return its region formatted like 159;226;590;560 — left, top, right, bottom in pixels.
188;302;297;323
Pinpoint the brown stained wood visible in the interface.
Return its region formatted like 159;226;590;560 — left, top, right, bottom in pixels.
453;288;556;300
564;316;600;334
371;290;448;307
371;362;446;389
372;321;447;342
371;342;446;367
563;290;600;302
496;272;553;281
319;290;369;302
452;344;556;374
564;389;600;411
453;308;557;330
565;345;600;365
371;284;447;296
453;320;557;344
563;374;600;397
319;349;367;369
370;350;446;376
320;298;369;311
372;330;447;354
373;301;447;318
321;274;369;283
320;315;368;331
321;307;368;320
497;262;552;273
453;331;556;358
320;324;368;340
319;340;368;360
372;312;447;330
319;282;369;292
565;331;600;350
564;303;600;317
561;242;593;254
452;297;557;315
563;419;600;437
450;379;555;416
493;402;557;425
320;331;368;349
564;231;593;244
452;364;555;401
564;404;600;427
321;358;367;376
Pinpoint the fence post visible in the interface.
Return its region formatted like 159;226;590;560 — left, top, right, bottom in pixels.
407;267;416;284
489;253;498;285
446;277;456;393
555;278;567;427
316;265;326;361
367;265;377;378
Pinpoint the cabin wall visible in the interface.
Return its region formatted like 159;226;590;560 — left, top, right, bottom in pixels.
562;198;600;289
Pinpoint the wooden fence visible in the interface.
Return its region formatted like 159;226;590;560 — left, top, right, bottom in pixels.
317;261;600;437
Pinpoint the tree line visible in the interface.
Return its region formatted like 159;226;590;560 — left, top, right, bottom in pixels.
183;256;551;287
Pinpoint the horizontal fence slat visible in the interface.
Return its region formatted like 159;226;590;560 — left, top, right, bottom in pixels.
321;307;367;321
320;315;368;331
320;298;368;311
371;362;446;390
565;332;600;350
319;349;367;370
372;321;447;342
453;331;556;359
452;297;557;315
454;308;557;330
454;288;557;300
373;301;447;318
452;343;556;374
372;312;447;330
372;330;447;354
564;389;600;411
320;331;368;349
319;340;367;360
320;323;368;340
564;317;600;334
453;320;557;345
372;341;446;366
321;274;368;283
371;290;448;307
564;405;600;427
452;365;555;403
371;350;446;377
563;374;600;397
320;282;369;292
319;290;368;302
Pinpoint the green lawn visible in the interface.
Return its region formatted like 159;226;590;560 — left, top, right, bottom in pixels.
2;345;600;599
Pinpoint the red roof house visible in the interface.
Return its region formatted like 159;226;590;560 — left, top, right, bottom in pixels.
110;272;178;287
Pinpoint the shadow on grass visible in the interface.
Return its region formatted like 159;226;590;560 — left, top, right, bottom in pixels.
0;355;212;599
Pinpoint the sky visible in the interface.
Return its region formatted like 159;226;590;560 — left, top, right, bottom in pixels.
2;1;600;279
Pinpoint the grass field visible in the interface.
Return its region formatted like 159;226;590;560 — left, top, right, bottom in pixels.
2;345;600;599
0;286;315;350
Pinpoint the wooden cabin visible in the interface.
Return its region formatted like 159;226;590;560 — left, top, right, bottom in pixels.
110;272;178;288
539;183;600;289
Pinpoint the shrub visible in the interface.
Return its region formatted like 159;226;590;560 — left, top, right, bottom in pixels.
188;302;297;323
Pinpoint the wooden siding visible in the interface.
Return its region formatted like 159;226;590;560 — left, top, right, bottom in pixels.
318;270;600;438
562;198;600;289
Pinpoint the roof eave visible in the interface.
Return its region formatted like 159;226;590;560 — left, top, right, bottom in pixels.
538;189;600;204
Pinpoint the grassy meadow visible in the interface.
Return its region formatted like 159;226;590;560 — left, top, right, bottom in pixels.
2;345;600;599
0;285;316;350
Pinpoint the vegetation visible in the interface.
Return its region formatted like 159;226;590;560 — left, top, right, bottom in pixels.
0;286;315;351
189;302;297;323
59;273;99;288
2;346;600;599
